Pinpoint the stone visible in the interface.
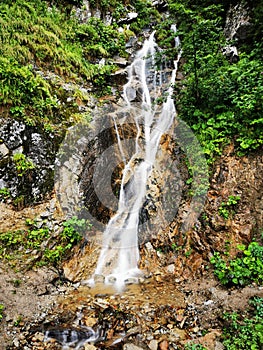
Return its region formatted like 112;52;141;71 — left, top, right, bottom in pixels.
159;339;169;350
118;12;138;25
215;341;225;350
13;338;20;347
12;146;23;155
124;277;139;285
123;344;144;350
32;332;45;342
0;119;25;150
84;344;97;350
145;242;154;252
83;316;97;328
148;339;158;350
168;328;187;341
0;143;9;158
166;264;175;274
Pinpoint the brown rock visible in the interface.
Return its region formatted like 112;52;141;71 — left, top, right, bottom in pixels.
159;339;169;350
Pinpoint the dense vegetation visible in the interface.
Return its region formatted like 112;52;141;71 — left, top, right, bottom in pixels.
166;0;263;159
1;0;262;151
222;297;263;350
0;0;128;134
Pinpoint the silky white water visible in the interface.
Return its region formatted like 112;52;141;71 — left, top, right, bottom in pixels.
92;29;181;288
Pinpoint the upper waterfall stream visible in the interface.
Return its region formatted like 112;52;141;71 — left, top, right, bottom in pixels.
90;29;182;288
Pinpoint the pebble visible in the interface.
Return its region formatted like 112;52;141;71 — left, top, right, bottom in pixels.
123;344;145;350
148;339;158;350
84;344;97;350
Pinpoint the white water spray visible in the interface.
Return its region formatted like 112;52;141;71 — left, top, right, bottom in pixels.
92;28;182;288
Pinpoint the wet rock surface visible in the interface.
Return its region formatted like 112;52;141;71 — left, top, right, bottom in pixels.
1;261;262;350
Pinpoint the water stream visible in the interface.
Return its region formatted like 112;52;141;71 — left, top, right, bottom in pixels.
91;28;182;288
46;27;182;350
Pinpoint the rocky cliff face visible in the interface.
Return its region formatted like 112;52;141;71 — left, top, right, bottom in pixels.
0;118;56;207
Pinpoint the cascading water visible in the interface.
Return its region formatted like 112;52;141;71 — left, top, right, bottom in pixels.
44;27;183;350
91;28;182;288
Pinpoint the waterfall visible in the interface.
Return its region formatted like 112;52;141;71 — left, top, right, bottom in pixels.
91;28;182;288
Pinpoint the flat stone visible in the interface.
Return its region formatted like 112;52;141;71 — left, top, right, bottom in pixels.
148;339;158;350
0;143;9;158
123;344;144;350
84;344;97;350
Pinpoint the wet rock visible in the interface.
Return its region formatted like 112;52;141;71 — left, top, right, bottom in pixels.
125;36;138;50
0;118;58;205
0;119;25;150
152;0;168;12
224;2;252;45
222;45;239;63
118;12;138;25
124;277;139;285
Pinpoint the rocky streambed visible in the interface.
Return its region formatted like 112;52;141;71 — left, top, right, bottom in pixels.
1;143;263;350
1;262;262;350
0;197;262;350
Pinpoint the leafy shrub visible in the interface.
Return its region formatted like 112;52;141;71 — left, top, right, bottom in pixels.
210;241;263;286
169;2;263;159
218;195;240;219
0;216;91;268
0;188;11;202
77;17;126;58
0;0;128;132
222;297;263;350
12;153;35;177
43;216;90;265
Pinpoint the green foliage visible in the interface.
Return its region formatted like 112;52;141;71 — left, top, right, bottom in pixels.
0;0;128;132
210;241;263;286
89;0;118;12
129;0;161;33
0;57;59;127
0;304;4;321
167;1;263;159
0;216;91;268
218;195;240;219
43;216;90;265
0;226;50;255
13;316;23;327
0;188;11;202
222;297;263;350
12;153;35;177
184;343;207;350
77;17;126;58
